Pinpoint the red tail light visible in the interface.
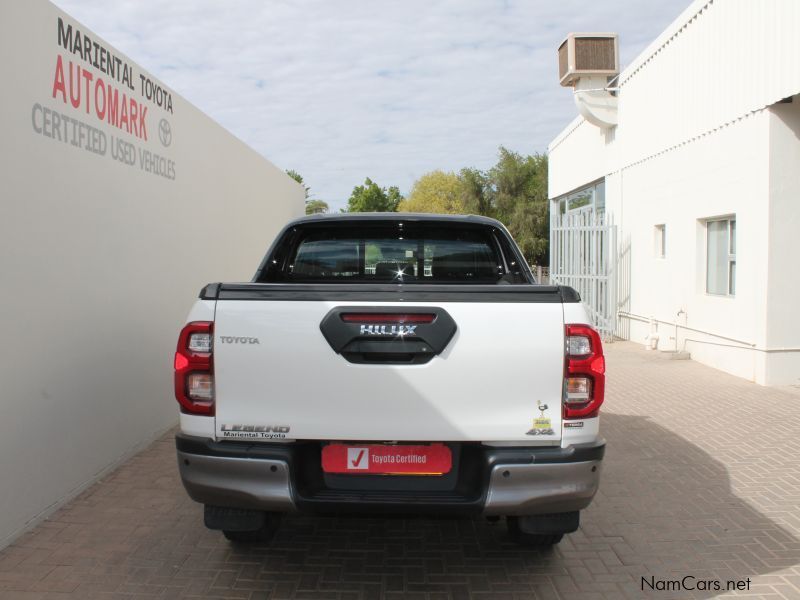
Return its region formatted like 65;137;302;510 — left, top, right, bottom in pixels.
341;313;436;324
564;324;605;419
174;321;214;415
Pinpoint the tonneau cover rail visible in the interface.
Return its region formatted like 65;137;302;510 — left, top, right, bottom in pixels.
199;282;581;303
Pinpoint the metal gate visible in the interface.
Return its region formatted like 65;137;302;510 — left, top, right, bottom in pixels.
549;208;617;340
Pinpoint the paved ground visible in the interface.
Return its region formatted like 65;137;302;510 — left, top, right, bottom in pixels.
2;342;800;600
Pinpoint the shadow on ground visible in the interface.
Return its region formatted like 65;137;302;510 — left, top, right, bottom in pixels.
1;412;798;599
163;412;799;600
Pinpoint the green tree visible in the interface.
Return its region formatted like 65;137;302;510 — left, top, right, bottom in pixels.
286;169;330;215
305;199;329;215
458;167;492;217
398;170;466;214
346;178;403;212
339;147;549;263
488;148;549;266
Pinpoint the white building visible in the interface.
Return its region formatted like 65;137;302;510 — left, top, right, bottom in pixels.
548;0;800;385
0;0;304;548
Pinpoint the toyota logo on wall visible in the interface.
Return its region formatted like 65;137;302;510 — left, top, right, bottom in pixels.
158;118;172;147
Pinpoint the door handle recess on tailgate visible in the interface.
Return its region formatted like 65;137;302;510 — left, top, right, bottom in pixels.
319;306;457;365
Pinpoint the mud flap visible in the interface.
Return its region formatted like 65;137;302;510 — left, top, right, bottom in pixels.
204;505;265;531
517;511;580;534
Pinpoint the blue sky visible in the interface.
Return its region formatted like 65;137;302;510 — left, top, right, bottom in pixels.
54;0;690;210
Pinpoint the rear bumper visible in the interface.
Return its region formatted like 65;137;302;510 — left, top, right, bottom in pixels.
176;434;604;516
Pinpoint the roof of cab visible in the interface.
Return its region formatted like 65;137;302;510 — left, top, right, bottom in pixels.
286;212;504;227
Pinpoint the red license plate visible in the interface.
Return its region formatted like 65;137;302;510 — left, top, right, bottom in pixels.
321;443;452;475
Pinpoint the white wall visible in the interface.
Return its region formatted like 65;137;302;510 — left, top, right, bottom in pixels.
606;112;771;383
0;0;304;548
765;99;800;385
548;117;609;199
614;0;800;170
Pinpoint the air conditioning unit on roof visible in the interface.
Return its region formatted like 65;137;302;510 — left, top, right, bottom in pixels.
558;33;619;87
557;33;619;129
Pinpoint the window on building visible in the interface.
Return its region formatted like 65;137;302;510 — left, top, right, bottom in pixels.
654;224;666;258
552;180;606;217
595;181;606;211
567;191;592;211
705;217;736;296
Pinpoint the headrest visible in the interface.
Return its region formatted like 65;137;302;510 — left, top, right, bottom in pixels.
431;253;496;280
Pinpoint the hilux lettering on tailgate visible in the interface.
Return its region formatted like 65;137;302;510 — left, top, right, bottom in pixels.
359;325;417;336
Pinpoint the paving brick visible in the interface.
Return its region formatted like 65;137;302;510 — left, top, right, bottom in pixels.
1;342;799;599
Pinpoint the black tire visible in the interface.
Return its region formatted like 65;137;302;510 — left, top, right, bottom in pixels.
223;512;281;544
506;517;564;547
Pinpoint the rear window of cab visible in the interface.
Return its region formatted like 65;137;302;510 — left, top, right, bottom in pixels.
259;223;531;284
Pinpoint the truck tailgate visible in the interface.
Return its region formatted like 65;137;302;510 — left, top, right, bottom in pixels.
213;296;565;443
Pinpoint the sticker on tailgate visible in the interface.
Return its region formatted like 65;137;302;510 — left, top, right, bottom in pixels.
526;401;554;436
322;444;452;475
218;423;291;439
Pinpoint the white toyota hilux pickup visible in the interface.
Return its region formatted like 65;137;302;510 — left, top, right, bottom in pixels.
174;213;606;546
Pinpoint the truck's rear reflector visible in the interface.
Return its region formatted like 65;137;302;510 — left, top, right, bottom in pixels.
174;321;215;415
340;313;436;324
564;324;605;419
